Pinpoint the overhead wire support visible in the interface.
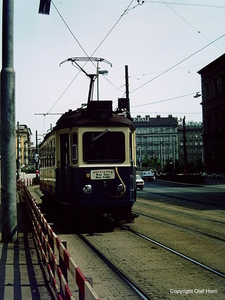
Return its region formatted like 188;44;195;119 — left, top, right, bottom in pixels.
60;56;112;103
35;113;63;116
59;57;113;76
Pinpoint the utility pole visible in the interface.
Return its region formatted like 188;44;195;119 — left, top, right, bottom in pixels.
16;122;20;179
1;0;17;242
35;130;39;179
183;116;187;174
125;65;131;116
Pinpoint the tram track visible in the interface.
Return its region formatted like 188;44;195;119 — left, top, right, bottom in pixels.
133;195;225;244
130;198;225;278
77;223;225;300
133;210;225;243
32;183;225;299
136;197;225;226
78;233;150;300
122;225;225;280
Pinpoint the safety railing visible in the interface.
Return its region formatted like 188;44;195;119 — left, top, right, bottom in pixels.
17;180;100;300
20;178;33;186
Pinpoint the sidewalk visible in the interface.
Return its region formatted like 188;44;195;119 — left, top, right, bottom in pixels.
0;188;53;299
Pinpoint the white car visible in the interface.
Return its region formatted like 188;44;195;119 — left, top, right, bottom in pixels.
136;175;144;190
140;171;154;181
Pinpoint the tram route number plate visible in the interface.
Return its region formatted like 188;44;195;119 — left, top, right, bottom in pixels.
91;169;115;180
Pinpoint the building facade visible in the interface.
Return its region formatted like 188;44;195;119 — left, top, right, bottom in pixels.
16;124;33;169
133;115;178;171
198;54;225;174
133;115;203;173
178;120;203;173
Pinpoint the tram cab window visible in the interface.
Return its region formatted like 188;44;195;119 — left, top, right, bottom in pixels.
83;131;125;163
72;133;78;164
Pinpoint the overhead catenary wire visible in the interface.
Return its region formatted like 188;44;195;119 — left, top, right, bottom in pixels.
130;33;225;94
52;1;89;58
44;0;140;114
38;1;224;125
131;92;194;108
161;0;224;53
144;1;225;9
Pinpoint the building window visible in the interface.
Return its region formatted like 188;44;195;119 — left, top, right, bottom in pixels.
217;77;222;95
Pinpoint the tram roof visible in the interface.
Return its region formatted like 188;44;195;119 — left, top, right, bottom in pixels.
54;109;134;131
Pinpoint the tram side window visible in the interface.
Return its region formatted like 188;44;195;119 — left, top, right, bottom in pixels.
51;138;55;166
39;149;43;168
129;132;133;162
83;131;125;163
44;146;47;167
72;133;78;164
47;143;50;167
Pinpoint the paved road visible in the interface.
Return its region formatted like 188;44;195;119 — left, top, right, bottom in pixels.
137;178;225;207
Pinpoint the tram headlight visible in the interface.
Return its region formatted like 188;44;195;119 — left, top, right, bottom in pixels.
117;184;125;193
83;184;92;194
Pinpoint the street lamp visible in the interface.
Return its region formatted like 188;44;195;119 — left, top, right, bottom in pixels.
193;92;201;98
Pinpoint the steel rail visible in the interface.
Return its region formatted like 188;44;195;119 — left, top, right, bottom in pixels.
78;233;151;300
134;211;225;243
122;225;225;279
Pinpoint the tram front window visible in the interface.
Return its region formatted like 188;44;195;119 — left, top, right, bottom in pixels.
83;131;125;163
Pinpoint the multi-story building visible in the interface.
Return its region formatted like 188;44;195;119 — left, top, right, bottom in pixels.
198;54;225;174
133;115;178;171
178;120;203;173
16;124;32;169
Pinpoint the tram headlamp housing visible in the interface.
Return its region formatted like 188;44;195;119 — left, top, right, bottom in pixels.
83;185;92;194
117;184;125;193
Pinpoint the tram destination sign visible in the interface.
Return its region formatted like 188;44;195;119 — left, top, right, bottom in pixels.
91;169;115;180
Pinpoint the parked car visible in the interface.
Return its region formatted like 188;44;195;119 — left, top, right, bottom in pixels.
140;170;154;181
136;175;144;190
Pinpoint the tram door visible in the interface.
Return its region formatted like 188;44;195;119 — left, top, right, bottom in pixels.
60;133;70;198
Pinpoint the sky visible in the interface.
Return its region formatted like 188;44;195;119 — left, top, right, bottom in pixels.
1;0;225;143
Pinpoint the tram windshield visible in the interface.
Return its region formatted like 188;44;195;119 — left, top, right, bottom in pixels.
83;131;125;163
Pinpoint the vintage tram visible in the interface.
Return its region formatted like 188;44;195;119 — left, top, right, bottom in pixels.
39;57;137;223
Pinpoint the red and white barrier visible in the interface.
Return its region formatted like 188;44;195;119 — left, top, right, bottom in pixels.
17;181;100;300
21;178;33;186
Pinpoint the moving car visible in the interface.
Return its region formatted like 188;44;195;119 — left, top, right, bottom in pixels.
140;170;154;182
136;175;144;190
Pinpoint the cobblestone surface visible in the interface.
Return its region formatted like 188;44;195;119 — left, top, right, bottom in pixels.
27;185;225;299
133;200;225;273
83;225;225;299
58;233;142;300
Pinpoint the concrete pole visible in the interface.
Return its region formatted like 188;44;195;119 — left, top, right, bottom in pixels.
1;0;17;242
183;116;187;175
36;130;39;179
125;65;131;116
16;122;20;179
